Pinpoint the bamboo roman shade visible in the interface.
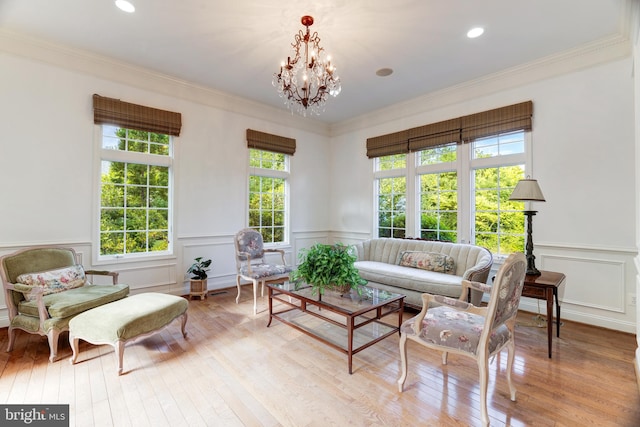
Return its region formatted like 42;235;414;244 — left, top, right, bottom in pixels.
246;129;296;156
365;130;409;158
461;101;533;142
408;118;461;152
93;94;182;136
366;101;533;158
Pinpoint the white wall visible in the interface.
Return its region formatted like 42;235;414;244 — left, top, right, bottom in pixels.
1;30;637;335
329;44;637;332
631;0;640;384
0;34;334;326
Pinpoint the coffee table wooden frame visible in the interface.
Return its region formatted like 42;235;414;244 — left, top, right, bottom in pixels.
267;283;405;374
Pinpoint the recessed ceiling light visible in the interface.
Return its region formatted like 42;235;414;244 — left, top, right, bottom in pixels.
467;27;484;38
115;0;135;13
376;68;394;77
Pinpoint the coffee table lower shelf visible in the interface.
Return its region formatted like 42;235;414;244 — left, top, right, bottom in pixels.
267;284;404;374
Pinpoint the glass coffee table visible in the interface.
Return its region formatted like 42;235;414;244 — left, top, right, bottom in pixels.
267;282;405;374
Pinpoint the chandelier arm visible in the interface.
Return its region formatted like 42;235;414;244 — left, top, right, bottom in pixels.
273;15;340;115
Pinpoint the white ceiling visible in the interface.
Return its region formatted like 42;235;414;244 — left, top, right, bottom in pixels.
0;0;632;124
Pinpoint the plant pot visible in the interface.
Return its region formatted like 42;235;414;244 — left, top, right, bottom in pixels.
189;279;208;300
327;283;352;294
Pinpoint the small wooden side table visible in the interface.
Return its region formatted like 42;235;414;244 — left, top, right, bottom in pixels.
522;270;566;358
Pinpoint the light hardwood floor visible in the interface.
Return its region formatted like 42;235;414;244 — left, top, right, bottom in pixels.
1;286;639;427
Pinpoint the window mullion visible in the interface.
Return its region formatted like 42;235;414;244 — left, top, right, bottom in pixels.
458;143;471;244
406;153;416;237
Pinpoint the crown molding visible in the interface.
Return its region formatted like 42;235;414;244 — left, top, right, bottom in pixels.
330;34;632;137
0;29;331;137
0;28;631;140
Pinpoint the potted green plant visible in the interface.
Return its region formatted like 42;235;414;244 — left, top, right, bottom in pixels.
290;243;367;295
187;257;212;300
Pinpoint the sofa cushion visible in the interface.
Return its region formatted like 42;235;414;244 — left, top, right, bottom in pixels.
354;261;462;294
16;265;86;301
18;284;130;318
398;251;456;274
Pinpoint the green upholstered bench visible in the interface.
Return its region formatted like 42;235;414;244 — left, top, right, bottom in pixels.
69;293;188;375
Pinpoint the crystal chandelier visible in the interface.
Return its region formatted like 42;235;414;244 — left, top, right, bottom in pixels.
272;15;341;117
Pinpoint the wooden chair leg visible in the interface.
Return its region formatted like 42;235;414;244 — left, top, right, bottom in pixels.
478;355;490;427
47;328;61;363
397;334;408;392
235;276;242;304
253;279;259;315
507;340;517;401
6;327;15;352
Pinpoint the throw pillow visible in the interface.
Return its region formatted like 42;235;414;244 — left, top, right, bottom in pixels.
16;265;86;301
398;251;456;274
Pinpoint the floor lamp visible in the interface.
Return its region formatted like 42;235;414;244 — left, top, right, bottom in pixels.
509;178;546;276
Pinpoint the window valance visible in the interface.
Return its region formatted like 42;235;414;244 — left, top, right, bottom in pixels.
366;101;533;158
93;94;182;136
246;129;296;156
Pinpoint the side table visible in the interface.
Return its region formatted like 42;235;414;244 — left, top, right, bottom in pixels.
521;270;566;358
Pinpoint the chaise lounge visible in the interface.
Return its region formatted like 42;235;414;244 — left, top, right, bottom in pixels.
0;246;130;362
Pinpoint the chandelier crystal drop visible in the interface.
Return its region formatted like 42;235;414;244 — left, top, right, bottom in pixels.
272;15;341;117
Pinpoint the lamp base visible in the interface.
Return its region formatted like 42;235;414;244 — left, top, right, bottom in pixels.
525;255;541;276
523;210;541;276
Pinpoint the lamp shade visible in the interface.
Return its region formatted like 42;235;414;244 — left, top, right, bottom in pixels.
509;178;546;202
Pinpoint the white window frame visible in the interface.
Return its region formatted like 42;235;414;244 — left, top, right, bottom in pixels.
248;149;290;246
93;125;175;263
373;131;532;255
374;155;410;238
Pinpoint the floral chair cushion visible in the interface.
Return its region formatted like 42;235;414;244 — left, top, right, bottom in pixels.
16;265;86;301
398;251;456;275
400;306;511;356
240;263;293;280
236;229;265;261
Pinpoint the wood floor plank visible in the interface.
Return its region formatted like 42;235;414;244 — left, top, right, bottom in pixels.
0;287;639;426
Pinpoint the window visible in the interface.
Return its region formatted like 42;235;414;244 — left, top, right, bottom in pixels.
99;126;173;257
373;131;527;255
248;149;289;244
471;132;526;255
418;143;458;242
375;154;407;238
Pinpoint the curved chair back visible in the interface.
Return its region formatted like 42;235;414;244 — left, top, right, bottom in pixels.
235;228;265;263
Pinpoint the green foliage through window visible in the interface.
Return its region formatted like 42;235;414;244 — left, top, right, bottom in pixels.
474;165;525;254
249;149;288;244
373;131;528;255
377;176;406;238
99;127;171;256
420;172;457;242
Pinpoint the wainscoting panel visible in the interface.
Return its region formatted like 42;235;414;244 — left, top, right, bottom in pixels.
541;254;625;313
519;243;637;333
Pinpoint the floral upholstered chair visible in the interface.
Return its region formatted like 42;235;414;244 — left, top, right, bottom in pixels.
234;228;292;315
0;246;129;362
397;252;526;427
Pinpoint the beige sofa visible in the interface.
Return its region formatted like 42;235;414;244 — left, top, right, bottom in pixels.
354;238;493;307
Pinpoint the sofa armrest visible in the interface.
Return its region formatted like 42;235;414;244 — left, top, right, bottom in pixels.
461;251;493;283
85;270;119;285
8;282;50;328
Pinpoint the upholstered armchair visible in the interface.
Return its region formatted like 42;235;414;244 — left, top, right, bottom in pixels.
397;252;526;427
0;246;129;362
234;228;292;315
